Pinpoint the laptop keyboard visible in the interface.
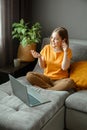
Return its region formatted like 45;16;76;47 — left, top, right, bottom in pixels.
28;94;41;105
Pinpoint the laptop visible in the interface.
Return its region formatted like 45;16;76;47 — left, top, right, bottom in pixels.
9;74;50;107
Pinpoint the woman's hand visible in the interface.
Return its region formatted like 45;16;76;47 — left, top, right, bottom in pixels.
31;50;46;68
62;40;68;52
30;50;41;58
61;40;70;70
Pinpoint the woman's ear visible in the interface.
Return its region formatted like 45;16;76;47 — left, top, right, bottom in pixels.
62;38;66;43
64;38;67;42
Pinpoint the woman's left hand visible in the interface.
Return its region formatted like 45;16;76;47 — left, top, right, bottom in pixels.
62;41;68;52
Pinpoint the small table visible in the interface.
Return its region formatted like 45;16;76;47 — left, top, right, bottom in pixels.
0;60;37;84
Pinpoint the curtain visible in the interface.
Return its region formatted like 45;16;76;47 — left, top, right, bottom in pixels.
0;0;13;67
0;0;21;67
0;0;6;67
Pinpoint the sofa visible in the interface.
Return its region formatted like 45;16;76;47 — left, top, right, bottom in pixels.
0;38;87;130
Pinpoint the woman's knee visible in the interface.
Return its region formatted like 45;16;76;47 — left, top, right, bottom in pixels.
67;78;75;84
65;78;76;88
26;72;34;81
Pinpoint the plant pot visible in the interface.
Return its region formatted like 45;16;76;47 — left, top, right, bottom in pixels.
17;43;37;62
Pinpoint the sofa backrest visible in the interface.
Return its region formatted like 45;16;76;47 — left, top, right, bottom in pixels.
69;39;87;62
41;37;50;49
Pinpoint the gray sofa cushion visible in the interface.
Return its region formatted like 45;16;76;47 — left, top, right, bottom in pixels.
66;108;87;130
69;44;87;62
65;90;87;113
69;39;87;62
0;76;69;130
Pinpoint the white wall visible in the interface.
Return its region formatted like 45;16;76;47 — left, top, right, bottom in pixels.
32;0;87;40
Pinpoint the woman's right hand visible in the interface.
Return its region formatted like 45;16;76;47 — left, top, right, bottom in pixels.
30;50;41;58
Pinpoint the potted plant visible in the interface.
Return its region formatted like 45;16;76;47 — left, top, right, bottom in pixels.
12;19;42;62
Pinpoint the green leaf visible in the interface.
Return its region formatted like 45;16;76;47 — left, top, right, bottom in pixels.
12;19;42;46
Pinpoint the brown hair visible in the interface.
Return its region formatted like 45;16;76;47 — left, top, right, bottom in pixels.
51;27;69;46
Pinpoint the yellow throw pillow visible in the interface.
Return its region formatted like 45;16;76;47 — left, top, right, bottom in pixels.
70;61;87;90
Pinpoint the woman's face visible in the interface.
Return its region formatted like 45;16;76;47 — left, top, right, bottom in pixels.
50;32;63;49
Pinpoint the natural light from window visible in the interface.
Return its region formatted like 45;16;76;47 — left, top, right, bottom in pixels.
0;0;1;46
0;0;5;48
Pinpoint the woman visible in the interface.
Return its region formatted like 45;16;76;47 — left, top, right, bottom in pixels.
26;27;75;90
